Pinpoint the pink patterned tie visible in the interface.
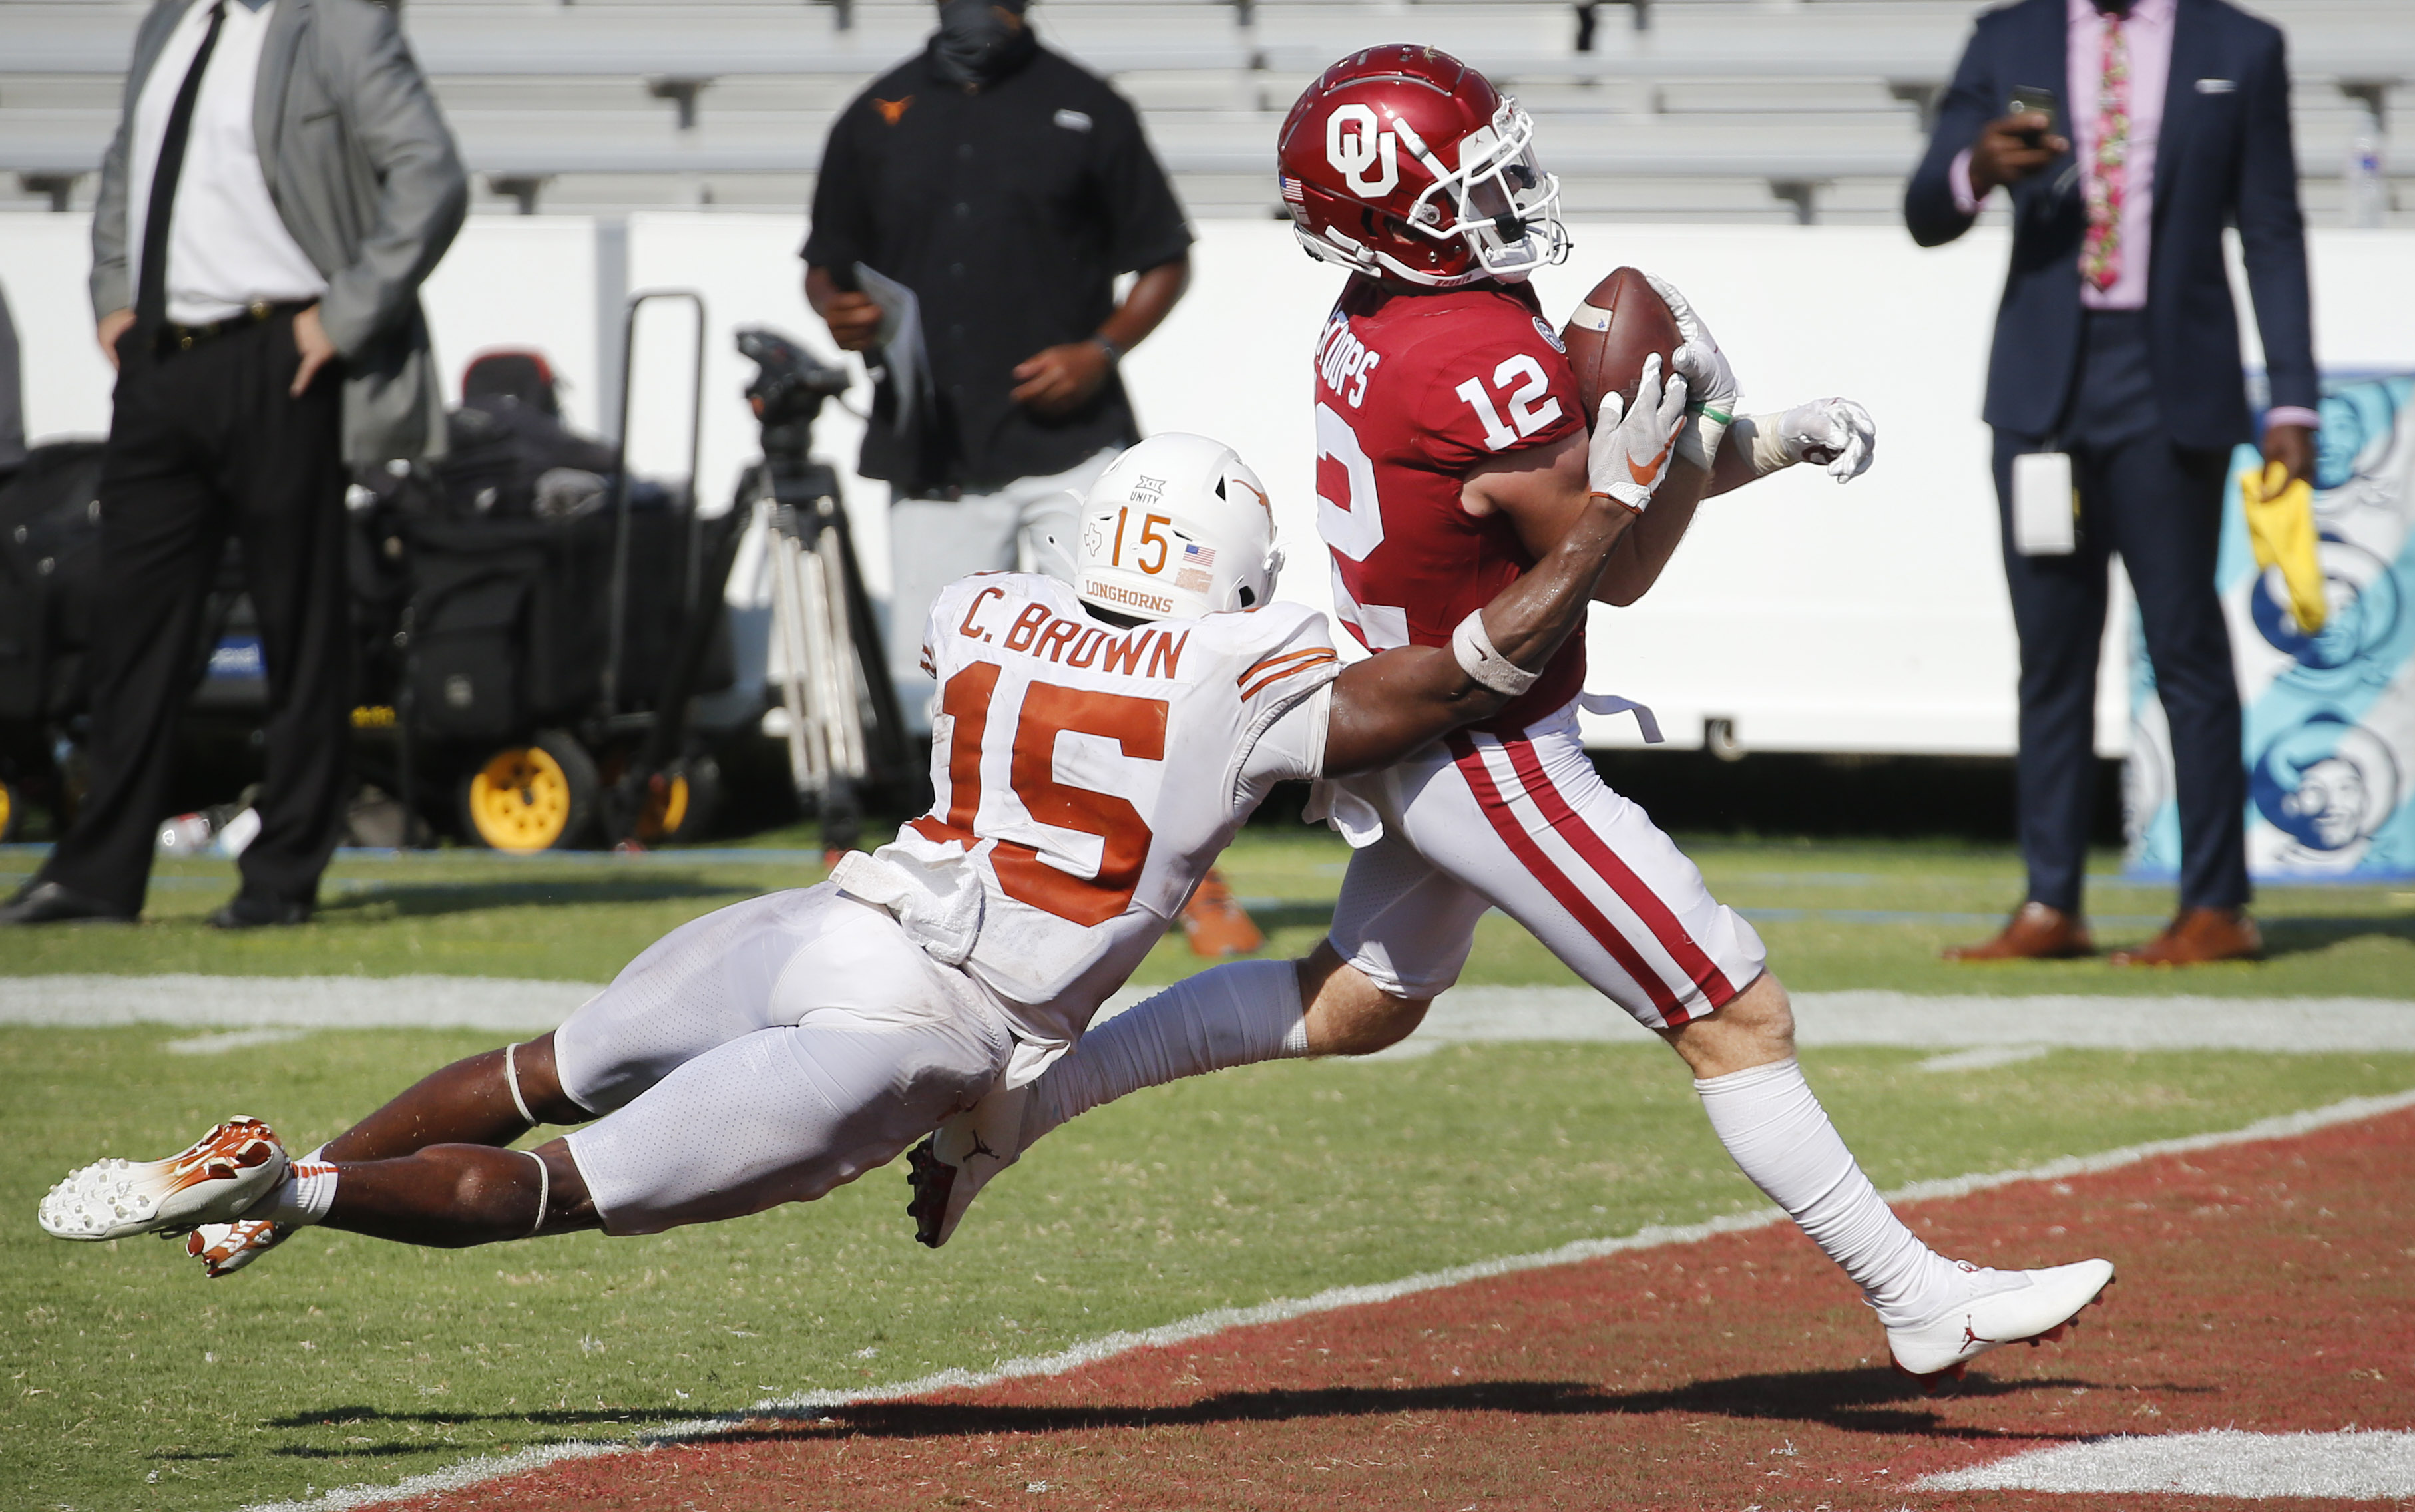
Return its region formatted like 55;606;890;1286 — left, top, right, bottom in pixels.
2080;13;2131;291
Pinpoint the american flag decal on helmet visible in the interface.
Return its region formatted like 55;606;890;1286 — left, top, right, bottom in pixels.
1280;174;1306;204
1184;540;1217;570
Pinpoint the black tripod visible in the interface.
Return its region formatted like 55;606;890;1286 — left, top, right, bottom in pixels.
735;328;909;856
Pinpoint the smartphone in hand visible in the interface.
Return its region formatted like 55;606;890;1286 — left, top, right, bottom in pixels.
2006;84;2061;146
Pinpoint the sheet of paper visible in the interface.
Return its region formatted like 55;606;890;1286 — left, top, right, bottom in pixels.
853;262;929;436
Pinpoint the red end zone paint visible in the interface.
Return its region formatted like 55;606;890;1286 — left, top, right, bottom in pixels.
382;1109;2414;1511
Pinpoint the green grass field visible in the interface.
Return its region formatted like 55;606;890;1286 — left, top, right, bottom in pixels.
4;831;2412;1511
5;827;2412;994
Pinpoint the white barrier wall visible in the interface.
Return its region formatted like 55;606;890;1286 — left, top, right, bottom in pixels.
7;212;2414;755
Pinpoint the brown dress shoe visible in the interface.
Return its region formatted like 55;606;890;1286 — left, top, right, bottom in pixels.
2108;907;2263;966
1941;901;2095;962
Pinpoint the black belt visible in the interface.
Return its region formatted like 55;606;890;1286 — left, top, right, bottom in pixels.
154;299;310;356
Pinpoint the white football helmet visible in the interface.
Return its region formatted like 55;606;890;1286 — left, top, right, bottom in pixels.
1074;434;1284;622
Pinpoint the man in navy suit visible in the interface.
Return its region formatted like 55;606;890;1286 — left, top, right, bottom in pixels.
1907;0;2316;965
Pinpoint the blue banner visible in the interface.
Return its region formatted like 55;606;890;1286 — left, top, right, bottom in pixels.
2127;374;2415;880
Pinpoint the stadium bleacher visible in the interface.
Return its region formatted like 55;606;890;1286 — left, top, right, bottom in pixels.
1;0;2406;224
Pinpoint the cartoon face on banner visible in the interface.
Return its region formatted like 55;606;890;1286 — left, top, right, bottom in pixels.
2249;538;2401;671
2314;381;2407;492
2128;375;2415;880
2250;713;2401;855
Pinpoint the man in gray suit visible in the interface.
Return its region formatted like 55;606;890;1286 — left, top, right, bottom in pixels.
0;0;465;928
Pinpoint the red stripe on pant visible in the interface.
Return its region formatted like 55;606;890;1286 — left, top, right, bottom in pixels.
1495;734;1738;1010
1447;733;1691;1026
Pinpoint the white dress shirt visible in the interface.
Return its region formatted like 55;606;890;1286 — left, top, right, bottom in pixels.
126;0;328;325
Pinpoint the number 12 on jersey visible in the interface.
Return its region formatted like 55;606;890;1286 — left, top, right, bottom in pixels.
1454;354;1563;451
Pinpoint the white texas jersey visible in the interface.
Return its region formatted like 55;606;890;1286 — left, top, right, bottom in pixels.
870;572;1341;1058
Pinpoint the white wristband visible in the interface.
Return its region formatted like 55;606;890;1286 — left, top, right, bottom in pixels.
1675;405;1733;472
1451;610;1541;697
1740;411;1795;477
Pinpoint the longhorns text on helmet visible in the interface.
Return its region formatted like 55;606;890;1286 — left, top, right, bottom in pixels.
1278;45;1572;289
1074;434;1285;624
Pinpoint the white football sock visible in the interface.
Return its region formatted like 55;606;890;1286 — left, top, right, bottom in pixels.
264;1160;339;1227
1027;960;1309;1143
1694;1057;1956;1328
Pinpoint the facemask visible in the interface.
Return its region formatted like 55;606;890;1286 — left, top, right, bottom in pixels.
933;0;1034;87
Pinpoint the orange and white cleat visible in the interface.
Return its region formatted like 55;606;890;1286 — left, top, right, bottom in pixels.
1888;1258;2115;1394
184;1216;290;1278
1180;869;1265;958
37;1117;288;1242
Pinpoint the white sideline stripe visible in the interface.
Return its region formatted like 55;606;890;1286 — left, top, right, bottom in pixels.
1391;988;2415;1055
9;977;2415;1054
230;1087;2415;1512
1916;1429;2415;1498
165;1028;312;1057
1919;1044;2054;1073
0;975;594;1032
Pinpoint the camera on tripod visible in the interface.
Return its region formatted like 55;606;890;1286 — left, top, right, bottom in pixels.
732;327;909;856
738;328;853;471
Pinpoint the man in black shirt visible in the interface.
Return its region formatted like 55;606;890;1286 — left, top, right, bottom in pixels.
803;0;1191;731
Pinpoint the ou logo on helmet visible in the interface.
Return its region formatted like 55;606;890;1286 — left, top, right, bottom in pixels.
1326;104;1399;197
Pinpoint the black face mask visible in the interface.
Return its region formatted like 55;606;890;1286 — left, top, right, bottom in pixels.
933;0;1035;87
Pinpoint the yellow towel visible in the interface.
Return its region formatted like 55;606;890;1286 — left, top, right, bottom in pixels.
2239;460;2327;634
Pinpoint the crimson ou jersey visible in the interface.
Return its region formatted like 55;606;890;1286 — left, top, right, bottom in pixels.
1314;278;1589;731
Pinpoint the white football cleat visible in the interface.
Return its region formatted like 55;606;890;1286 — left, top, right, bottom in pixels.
37;1117;288;1242
1887;1257;2115;1391
184;1217;289;1278
905;1083;1030;1249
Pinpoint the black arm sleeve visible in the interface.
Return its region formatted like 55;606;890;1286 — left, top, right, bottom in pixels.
1904;22;1998;249
1092;91;1193;274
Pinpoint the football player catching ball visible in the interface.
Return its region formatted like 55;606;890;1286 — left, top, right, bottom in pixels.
910;45;2111;1391
35;415;1686;1277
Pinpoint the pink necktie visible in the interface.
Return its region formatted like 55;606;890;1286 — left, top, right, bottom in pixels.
2080;15;2130;291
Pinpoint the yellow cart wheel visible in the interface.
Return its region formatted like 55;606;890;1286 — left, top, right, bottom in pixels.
631;755;722;845
634;771;689;843
458;731;598;851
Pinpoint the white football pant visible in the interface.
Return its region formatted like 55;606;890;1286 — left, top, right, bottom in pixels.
1331;698;1767;1027
554;886;1014;1235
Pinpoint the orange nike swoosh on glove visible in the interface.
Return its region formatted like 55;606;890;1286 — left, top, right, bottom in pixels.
1626;436;1677;486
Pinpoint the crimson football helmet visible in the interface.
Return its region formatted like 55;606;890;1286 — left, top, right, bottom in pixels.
1277;45;1569;288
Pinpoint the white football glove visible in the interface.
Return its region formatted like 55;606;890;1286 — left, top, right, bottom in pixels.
1778;397;1877;482
1643;273;1742;469
1588;353;1691;512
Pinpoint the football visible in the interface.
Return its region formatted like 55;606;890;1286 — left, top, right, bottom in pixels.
1560;266;1682;427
